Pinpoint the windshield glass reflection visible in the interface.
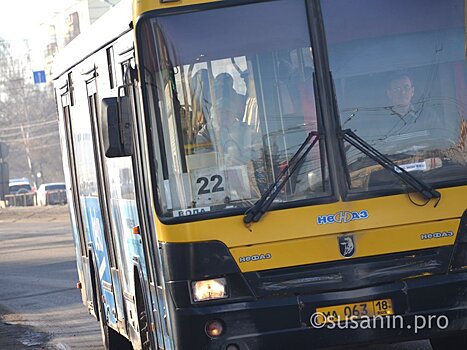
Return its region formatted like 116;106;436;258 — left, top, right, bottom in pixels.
323;0;467;193
139;0;331;219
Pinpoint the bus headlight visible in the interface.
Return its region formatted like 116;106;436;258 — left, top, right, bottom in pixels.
192;278;228;302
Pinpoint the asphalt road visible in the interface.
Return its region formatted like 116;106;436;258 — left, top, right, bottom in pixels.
0;206;103;350
0;206;432;349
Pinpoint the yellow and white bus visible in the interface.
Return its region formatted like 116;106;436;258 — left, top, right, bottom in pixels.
54;0;467;349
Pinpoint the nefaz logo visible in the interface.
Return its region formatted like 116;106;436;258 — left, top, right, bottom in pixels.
420;231;454;240
317;210;369;225
239;253;272;263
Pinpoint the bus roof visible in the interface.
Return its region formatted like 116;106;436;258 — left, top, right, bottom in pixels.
52;0;132;80
132;0;219;22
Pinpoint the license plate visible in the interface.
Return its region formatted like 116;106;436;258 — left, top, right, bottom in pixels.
315;298;394;324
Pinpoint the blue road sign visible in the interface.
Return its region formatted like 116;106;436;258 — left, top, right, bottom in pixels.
33;70;46;84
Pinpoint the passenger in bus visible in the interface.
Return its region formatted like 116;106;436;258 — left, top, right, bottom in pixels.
196;93;267;196
213;72;246;118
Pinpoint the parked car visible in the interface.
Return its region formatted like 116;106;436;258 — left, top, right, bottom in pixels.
37;183;67;206
9;181;33;194
8;179;35;206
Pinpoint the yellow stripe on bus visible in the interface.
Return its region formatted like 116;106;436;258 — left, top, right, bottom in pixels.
229;219;459;272
155;186;466;249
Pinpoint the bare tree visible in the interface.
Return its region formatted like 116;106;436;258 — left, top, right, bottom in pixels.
0;38;63;187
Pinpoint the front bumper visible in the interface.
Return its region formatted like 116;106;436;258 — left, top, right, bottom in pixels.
171;272;467;350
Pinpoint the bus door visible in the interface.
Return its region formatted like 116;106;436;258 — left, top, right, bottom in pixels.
59;81;95;314
99;45;162;342
84;75;121;330
118;53;169;348
97;45;141;337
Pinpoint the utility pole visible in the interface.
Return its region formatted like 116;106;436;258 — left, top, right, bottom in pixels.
19;125;36;189
0;142;9;203
16;41;39;189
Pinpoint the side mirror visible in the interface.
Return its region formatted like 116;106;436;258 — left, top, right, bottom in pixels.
100;96;133;157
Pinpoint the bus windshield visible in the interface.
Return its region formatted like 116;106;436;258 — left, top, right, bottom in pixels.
323;0;467;196
139;0;331;219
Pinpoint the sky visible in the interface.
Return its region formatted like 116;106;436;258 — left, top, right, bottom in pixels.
0;0;79;69
0;0;77;41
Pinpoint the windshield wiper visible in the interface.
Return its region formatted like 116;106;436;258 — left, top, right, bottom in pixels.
244;131;319;225
340;128;441;202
